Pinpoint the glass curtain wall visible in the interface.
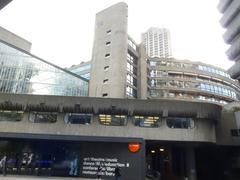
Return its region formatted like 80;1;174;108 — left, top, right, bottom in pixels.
0;41;88;96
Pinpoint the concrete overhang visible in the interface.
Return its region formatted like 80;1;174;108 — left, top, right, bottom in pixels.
0;93;222;120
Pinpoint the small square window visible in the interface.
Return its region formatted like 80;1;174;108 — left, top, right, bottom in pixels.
102;93;108;97
105;53;110;58
104;66;109;71
106;41;111;46
103;79;108;84
106;30;111;34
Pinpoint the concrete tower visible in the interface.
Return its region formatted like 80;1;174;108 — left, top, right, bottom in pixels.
142;27;172;58
218;0;240;81
89;2;136;98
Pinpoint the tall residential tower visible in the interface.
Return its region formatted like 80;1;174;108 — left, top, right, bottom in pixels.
89;2;145;99
142;27;172;58
218;0;240;82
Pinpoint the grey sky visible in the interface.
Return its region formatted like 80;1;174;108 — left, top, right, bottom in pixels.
0;0;233;69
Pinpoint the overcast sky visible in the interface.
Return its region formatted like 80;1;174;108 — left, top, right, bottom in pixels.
0;0;233;69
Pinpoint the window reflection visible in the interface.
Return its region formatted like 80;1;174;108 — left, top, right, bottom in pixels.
126;86;137;98
0;110;23;121
134;116;160;127
128;39;137;50
29;112;57;123
0;41;88;96
166;117;194;129
99;114;127;126
64;113;91;125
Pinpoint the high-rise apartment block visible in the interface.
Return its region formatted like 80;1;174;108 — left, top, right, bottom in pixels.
142;27;172;58
89;2;146;99
89;2;239;105
218;0;240;81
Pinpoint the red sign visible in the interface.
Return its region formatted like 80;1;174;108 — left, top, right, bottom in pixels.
128;142;140;153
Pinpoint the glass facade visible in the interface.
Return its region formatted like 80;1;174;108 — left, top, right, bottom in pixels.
64;113;92;124
0;110;23;121
29;112;57;123
0;138;143;179
0;110;198;131
128;39;137;50
166;117;194;129
126;53;137;98
133;116;160;128
0;41;88;96
198;65;231;78
98;114;127;126
69;63;91;80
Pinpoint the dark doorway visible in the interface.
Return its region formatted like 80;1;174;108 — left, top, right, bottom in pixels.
195;146;240;180
146;141;187;180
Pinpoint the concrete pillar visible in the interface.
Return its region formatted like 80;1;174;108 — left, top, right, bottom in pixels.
186;147;197;180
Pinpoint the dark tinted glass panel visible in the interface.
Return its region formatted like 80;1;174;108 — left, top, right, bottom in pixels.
99;114;127;126
0;139;143;179
166;117;194;129
134;116;159;128
231;129;240;137
29;112;57;123
64;113;91;124
0;111;23;121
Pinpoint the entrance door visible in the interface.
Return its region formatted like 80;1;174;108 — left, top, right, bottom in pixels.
146;142;187;180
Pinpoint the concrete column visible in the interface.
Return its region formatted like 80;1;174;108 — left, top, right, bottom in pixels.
186;147;197;180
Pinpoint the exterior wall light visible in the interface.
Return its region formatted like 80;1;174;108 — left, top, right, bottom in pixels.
128;142;140;153
151;150;156;153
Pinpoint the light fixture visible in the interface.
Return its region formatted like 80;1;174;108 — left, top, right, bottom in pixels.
151;150;156;153
128;142;141;153
160;148;164;152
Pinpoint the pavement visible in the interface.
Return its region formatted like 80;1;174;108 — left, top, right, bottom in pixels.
0;176;93;180
0;176;151;180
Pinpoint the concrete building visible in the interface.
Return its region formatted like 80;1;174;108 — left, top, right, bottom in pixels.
148;57;240;105
89;3;143;99
218;0;240;81
89;2;239;106
86;3;240;179
0;93;239;180
0;2;240;180
0;26;32;52
142;27;172;58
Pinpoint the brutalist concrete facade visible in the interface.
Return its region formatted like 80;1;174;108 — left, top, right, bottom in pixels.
89;2;128;98
148;57;240;105
218;0;240;81
0;93;221;143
